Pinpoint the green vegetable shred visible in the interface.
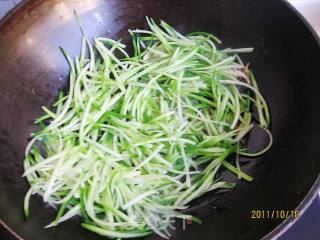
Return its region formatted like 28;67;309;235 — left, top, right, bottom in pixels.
23;17;272;239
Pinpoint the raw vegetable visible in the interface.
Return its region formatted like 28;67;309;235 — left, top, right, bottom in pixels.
23;17;272;239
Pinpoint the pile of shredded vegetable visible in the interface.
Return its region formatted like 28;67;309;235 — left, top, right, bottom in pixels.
23;17;272;239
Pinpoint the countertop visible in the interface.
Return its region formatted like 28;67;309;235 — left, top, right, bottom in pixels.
289;0;320;36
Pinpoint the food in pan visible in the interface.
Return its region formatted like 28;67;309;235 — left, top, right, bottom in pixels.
23;17;272;239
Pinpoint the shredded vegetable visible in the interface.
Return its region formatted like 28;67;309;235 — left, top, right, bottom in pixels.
23;17;272;239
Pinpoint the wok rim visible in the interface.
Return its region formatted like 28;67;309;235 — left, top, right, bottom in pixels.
0;0;320;239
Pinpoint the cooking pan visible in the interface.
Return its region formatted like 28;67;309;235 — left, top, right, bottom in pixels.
1;0;320;239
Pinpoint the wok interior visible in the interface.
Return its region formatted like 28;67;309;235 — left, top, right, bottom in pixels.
0;0;320;239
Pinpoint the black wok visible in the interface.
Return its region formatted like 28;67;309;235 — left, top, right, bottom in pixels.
1;0;320;239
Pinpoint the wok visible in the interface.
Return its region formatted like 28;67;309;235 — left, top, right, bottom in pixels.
0;0;320;239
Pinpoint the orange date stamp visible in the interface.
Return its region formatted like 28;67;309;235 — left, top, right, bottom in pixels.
251;210;300;219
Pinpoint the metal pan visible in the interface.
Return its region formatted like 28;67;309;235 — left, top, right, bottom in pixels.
0;0;320;239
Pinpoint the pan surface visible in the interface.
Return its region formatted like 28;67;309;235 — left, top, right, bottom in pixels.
1;0;320;239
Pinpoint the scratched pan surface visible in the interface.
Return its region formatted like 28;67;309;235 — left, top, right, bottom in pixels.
1;0;320;239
